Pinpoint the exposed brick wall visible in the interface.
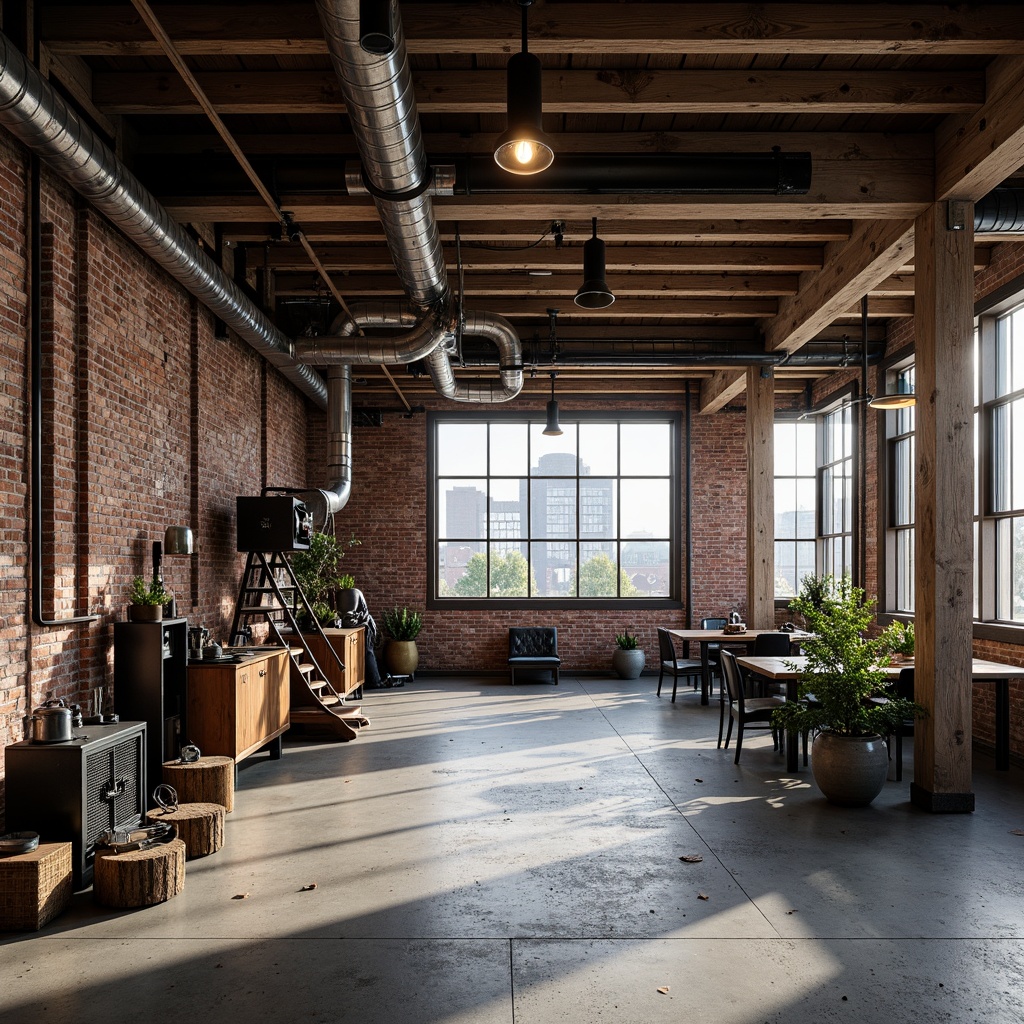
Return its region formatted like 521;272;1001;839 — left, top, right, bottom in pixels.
0;134;310;818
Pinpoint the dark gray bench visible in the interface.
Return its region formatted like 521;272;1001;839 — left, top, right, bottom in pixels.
508;626;561;685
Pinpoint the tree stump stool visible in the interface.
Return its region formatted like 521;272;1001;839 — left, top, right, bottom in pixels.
93;839;186;908
162;755;235;812
147;803;225;859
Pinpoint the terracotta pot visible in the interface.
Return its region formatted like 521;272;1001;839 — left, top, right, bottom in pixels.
386;639;419;676
129;603;163;622
612;648;645;679
811;731;889;806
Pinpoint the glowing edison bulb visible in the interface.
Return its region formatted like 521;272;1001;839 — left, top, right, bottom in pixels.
514;139;536;165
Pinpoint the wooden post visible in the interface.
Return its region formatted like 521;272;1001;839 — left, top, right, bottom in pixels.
746;364;775;628
912;200;976;813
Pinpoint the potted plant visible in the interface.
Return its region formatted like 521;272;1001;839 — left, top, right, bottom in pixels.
382;606;422;676
771;574;922;806
290;531;359;628
612;629;645;679
879;620;915;663
128;575;169;622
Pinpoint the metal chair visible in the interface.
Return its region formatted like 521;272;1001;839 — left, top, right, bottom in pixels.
890;667;916;781
747;631;793;696
656;628;701;703
701;617;728;694
719;649;785;764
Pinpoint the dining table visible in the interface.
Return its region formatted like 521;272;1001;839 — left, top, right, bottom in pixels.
736;654;1024;774
667;628;812;706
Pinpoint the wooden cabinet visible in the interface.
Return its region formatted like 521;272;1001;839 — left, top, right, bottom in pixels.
302;627;365;698
186;648;290;763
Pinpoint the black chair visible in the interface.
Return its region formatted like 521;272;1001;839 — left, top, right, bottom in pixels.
747;631;793;696
891;667;916;781
657;628;702;703
719;649;785;764
701;617;728;693
507;627;561;685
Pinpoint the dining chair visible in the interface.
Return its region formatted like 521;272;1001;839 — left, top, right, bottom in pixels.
890;667;916;781
701;617;728;694
719;649;785;764
747;631;793;696
656;628;702;703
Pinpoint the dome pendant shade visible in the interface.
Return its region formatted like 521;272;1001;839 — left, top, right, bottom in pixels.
574;219;615;308
163;525;194;555
868;384;916;410
494;52;554;175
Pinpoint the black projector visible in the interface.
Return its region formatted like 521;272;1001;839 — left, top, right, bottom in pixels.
236;495;313;551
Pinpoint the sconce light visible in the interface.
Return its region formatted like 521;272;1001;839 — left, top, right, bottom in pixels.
493;1;554;175
574;217;615;308
359;0;396;55
543;372;563;436
155;526;194;618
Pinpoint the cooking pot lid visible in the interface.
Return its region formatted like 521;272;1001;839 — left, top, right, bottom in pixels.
33;705;71;717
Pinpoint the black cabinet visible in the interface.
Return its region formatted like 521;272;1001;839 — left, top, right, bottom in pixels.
114;617;187;794
5;721;146;889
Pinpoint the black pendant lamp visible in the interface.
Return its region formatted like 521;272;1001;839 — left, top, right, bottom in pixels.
359;0;397;55
574;217;615;308
493;1;554;175
543;372;563;436
860;294;916;409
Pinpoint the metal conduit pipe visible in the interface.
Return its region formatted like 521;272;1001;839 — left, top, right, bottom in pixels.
0;31;327;408
975;188;1024;232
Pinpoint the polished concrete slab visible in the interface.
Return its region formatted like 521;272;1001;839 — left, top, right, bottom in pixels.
3;675;1024;1022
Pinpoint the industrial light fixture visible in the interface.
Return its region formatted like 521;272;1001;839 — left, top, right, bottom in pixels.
493;1;554;175
542;372;563;436
868;381;917;410
154;525;194;618
574;217;615;308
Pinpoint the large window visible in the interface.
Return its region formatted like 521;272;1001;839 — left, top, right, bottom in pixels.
820;406;855;578
432;414;677;602
886;366;916;612
774;420;816;597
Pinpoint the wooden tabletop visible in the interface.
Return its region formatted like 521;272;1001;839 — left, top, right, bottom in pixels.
737;655;1024;680
668;628;812;643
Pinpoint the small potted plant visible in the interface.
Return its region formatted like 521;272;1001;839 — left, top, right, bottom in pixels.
612;629;645;679
879;620;915;663
382;606;422;676
128;575;169;622
771;574;922;806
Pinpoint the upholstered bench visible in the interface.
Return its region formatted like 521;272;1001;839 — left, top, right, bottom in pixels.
508;626;561;685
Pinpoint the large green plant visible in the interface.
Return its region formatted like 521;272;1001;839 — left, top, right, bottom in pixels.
291;531;359;625
383;606;422;641
771;574;921;738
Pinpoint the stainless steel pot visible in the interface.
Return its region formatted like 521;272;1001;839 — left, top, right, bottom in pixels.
24;703;73;743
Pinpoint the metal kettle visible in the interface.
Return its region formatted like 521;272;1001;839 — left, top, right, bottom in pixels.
24;698;73;743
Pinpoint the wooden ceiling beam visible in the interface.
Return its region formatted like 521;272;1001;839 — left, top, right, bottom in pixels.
92;69;984;115
42;5;1024;57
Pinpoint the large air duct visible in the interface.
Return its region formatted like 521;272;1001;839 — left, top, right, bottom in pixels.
974;189;1024;233
0;31;327;408
313;0;523;401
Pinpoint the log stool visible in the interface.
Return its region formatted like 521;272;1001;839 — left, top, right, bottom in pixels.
162;755;235;812
0;841;73;930
93;839;186;908
147;803;225;859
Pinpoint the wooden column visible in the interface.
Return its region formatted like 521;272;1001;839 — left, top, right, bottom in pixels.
912;200;975;813
746;365;775;629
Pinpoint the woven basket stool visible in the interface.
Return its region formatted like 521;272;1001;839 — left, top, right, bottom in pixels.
93;838;186;908
147;803;225;859
0;841;73;930
162;755;234;812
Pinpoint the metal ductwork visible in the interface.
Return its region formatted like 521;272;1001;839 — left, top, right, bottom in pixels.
313;0;523;401
299;364;353;530
0;31;327;409
975;188;1024;233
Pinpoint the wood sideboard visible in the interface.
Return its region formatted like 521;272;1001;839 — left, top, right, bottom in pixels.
186;647;290;763
300;626;365;699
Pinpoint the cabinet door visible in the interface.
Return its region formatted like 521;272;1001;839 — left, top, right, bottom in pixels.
235;667;256;754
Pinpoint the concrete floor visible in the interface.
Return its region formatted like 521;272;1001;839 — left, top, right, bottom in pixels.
3;675;1024;1023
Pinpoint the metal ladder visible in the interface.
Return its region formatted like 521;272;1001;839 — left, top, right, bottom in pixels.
229;550;368;739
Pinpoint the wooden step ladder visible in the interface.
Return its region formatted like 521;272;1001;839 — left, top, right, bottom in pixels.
229;550;369;740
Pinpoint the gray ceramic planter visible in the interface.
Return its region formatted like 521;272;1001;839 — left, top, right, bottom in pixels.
612;648;645;679
811;731;889;806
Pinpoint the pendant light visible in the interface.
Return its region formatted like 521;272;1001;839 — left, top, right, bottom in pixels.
860;294;916;409
543;372;563;436
493;1;554;175
358;0;396;55
574;217;615;308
